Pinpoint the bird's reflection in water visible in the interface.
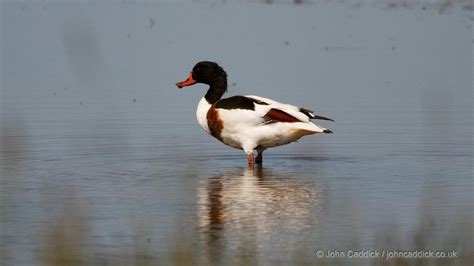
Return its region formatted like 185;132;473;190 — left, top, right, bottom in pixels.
197;166;323;264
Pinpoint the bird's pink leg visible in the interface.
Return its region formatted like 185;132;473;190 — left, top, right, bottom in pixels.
247;152;254;168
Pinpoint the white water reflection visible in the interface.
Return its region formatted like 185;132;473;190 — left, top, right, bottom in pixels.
197;166;322;264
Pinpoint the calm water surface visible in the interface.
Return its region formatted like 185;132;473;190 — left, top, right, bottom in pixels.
1;1;472;265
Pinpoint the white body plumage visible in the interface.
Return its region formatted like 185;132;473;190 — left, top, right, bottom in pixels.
196;95;329;154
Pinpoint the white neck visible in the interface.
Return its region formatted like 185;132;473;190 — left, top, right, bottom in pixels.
196;97;212;134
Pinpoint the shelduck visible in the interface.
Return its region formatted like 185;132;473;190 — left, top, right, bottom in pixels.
176;61;333;168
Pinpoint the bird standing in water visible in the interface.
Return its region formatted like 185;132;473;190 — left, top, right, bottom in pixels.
176;61;333;168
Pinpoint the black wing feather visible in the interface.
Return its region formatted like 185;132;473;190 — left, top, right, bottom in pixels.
215;96;269;110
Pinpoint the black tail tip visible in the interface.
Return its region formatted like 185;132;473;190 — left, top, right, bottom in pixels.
323;129;333;134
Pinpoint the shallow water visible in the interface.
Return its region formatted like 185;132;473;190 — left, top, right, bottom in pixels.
1;1;473;265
